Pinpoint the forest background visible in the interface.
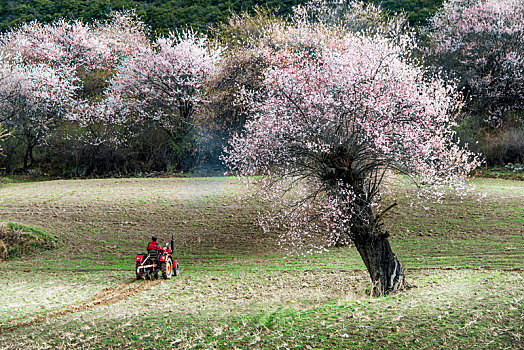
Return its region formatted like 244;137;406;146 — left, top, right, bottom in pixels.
1;0;441;34
0;0;522;177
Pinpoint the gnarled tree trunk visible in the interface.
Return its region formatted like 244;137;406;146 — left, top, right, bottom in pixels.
353;232;404;297
324;161;405;297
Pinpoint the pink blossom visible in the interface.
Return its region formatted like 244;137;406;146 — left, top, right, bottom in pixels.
225;10;480;250
427;0;524;127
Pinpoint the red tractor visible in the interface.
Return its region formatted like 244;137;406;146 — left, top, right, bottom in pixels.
135;234;179;280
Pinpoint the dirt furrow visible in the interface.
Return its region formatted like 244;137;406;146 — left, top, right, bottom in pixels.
0;279;162;334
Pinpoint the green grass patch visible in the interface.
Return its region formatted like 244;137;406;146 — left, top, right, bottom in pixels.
473;168;524;181
0;174;54;184
0;222;60;259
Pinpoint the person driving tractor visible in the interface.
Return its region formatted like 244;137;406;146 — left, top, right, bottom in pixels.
136;234;178;280
147;236;161;258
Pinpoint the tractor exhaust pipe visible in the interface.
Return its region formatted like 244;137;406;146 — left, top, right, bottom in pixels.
171;233;174;254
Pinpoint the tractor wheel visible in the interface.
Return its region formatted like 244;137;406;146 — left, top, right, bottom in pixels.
161;257;173;279
174;262;180;276
136;262;143;280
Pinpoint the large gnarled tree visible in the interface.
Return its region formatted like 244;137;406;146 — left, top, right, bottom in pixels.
224;3;480;296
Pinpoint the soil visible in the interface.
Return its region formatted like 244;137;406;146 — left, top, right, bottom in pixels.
2;279;162;333
0;177;522;348
0;177;277;257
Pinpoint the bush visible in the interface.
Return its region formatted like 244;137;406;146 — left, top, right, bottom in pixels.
463;127;524;166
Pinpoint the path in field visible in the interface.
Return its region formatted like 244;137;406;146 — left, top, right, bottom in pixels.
1;279;162;333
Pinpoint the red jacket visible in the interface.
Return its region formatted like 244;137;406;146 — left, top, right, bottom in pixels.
147;241;160;251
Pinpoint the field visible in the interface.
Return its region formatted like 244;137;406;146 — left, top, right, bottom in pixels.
0;176;522;349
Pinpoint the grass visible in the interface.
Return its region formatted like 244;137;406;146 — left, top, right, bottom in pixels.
0;174;54;184
0;176;522;349
2;267;519;349
473;168;524;181
0;221;60;259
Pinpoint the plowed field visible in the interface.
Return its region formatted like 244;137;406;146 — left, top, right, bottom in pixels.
0;177;522;349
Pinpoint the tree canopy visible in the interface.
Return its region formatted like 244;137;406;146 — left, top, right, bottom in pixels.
224;2;479;296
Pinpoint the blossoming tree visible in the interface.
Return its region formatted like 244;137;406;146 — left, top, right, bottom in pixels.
106;32;220;169
224;10;480;296
1;11;148;71
426;0;524;128
0;11;149;171
0;56;76;170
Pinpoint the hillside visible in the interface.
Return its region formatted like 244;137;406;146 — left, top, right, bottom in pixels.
0;0;442;34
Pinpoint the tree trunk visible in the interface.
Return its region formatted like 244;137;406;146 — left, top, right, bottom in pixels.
322;161;405;297
23;144;32;170
22;135;37;170
353;233;404;297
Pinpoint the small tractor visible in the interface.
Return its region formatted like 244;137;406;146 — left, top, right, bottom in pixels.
135;233;179;280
